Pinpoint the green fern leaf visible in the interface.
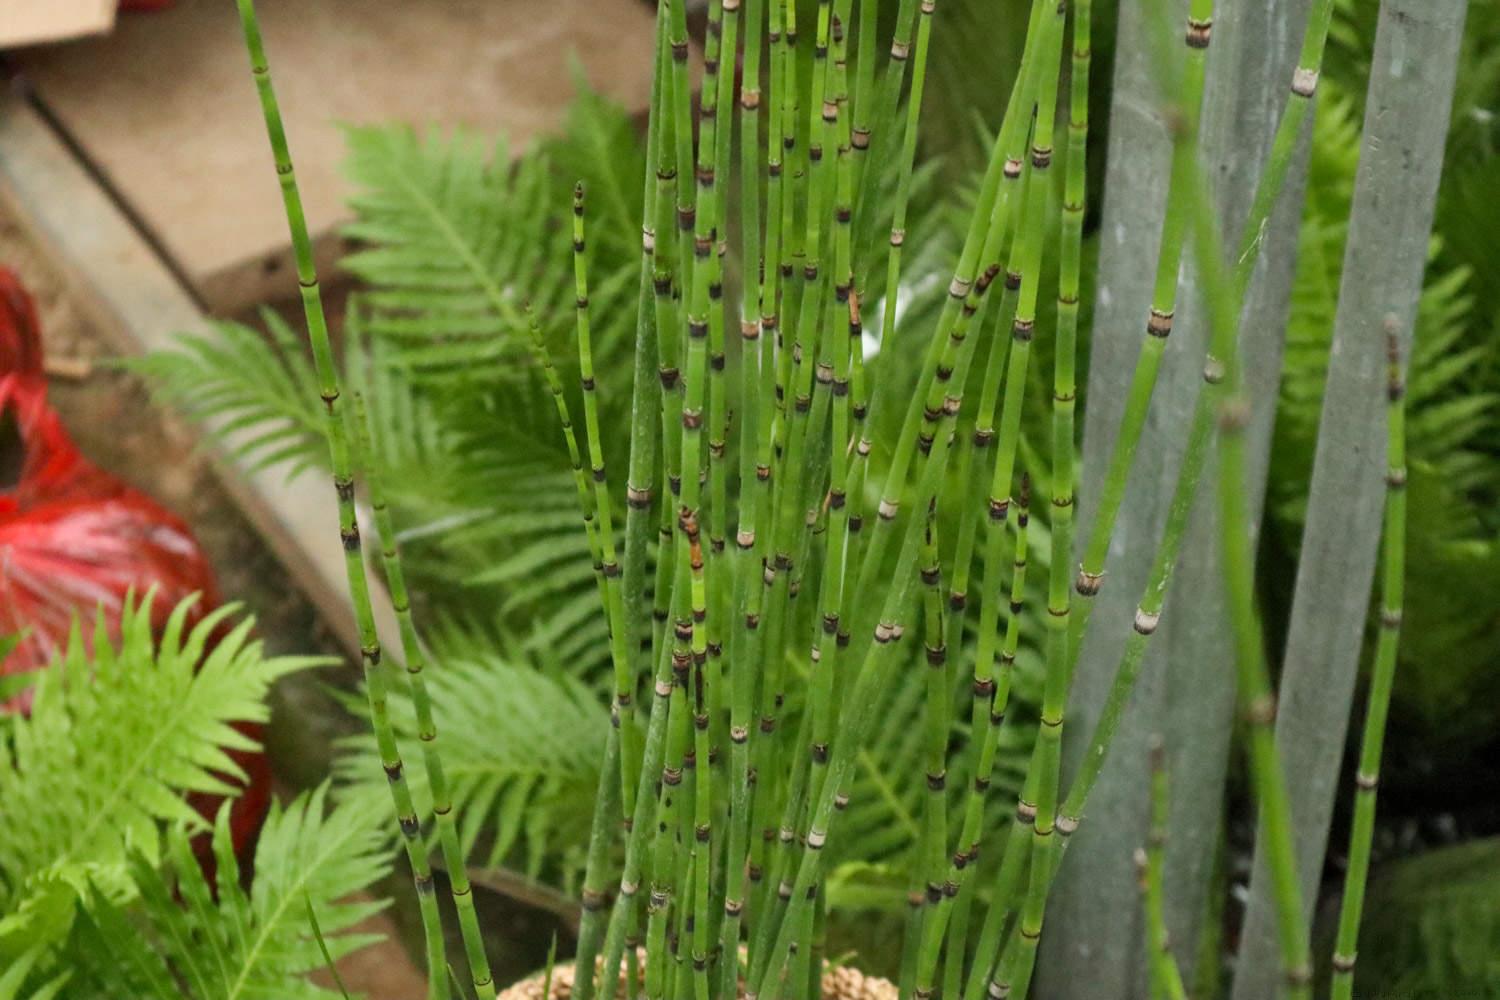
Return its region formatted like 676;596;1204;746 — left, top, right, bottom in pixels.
58;786;388;1000
334;651;605;878
0;594;331;955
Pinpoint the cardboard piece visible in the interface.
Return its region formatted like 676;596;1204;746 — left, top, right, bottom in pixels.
0;0;115;48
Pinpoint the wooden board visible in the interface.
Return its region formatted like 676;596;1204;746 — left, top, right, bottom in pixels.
14;0;659;313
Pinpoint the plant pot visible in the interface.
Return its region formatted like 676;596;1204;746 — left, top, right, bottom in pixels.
499;956;897;1000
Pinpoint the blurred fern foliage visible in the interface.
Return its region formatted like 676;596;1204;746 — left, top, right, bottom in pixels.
0;595;374;998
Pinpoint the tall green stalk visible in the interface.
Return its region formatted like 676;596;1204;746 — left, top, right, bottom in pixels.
351;395;496;997
574;185;641;828
1139;737;1186;1000
985;11;1065;999
233;3;462;996
1134;0;1317;989
1329;328;1408;1000
1067;0;1211;659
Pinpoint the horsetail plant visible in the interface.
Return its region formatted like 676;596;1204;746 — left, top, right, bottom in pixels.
1329;325;1409;1000
352;393;496;996
1137;736;1187;1000
228;0;1442;996
234;4;458;997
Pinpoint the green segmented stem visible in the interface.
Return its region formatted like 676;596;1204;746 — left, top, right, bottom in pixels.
803;194;855;859
352;394;496;997
599;526;688;1000
909;72;1041;1000
749;0;843;912
942;29;1041;632
959;483;1035;1000
618;6;670;844
917;503;952;973
800;0;856;832
1066;0;1212;661
771;0;805;431
232;5;453;996
992;337;1219;990
979;5;1066;996
1059;410;1213;832
847;0;878;222
575;186;641;822
921;0;1045;783
1001;0;1084;993
521;304;603;593
645;550;695;1000
652;11;685;663
574;727;624;1000
1139;737;1188;1000
874;0;935;390
721;0;767;989
947;0;1044;856
704;0;734;667
1330;327;1407;1000
664;13;721;972
977;0;1339;985
852;0;920;284
750;183;992;997
692;631;714;1000
1135;0;1317;991
844;0;1027;666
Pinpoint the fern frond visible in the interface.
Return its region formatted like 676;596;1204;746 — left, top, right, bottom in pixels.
0;594;330;954
59;785;389;1000
334;651;606;880
341;122;633;381
130;309;326;478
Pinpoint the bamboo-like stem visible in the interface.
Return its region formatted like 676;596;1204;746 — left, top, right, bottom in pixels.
722;0;767;990
917;501;951;985
909;63;1042;1000
599;503;687;1000
1329;328;1408;1000
841;0;1029;694
617;6;670;851
1066;0;1210;660
1138;737;1187;1000
1134;0;1315;990
851;0;920;286
984;11;1065;999
951;0;1049;848
874;0;935;390
575;728;624;1000
596;29;681;996
645;557;695;1000
749;174;996;996
663;1;724;986
704;0;734;710
802;15;858;863
232;6;454;997
944;473;1030;1000
1234;2;1465;989
744;0;797;936
847;0;877;218
352;394;497;996
574;186;641;828
986;0;1339;988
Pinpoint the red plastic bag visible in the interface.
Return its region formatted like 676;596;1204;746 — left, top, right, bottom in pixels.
0;267;269;861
